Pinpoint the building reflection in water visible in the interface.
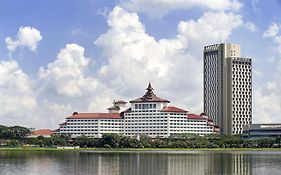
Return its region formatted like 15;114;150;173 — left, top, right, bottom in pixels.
76;151;253;175
5;151;278;175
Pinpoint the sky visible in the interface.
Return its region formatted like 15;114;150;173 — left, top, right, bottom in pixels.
1;0;281;129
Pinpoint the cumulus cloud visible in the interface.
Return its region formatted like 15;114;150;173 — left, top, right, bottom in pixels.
252;22;281;123
95;6;244;113
253;85;281;123
177;11;243;54
263;23;281;54
0;60;37;126
5;26;43;53
39;43;98;98
263;23;279;38
120;0;242;17
0;5;252;129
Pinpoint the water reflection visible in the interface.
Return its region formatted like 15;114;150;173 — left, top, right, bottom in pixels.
75;152;253;175
1;151;281;175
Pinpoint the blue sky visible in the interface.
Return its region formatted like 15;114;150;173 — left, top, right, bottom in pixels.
1;0;281;129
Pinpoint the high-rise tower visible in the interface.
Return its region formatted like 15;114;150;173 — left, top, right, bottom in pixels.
203;43;252;135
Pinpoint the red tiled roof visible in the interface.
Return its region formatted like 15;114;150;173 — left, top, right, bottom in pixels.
187;114;207;120
161;106;188;113
31;129;54;136
67;113;122;119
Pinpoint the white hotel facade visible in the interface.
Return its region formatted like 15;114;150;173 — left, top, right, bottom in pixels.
57;83;219;138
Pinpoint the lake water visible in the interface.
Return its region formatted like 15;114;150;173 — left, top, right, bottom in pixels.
0;150;281;175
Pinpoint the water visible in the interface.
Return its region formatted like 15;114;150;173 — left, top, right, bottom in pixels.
0;150;281;175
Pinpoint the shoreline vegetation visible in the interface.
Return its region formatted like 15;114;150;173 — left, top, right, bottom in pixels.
1;125;281;150
2;147;281;152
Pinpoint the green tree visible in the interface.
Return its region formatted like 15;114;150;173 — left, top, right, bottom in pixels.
9;126;31;140
0;125;30;140
74;135;92;148
6;139;19;147
139;135;152;148
256;138;274;148
101;133;121;148
51;135;69;146
218;135;243;148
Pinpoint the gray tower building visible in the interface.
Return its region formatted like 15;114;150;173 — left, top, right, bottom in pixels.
203;43;252;135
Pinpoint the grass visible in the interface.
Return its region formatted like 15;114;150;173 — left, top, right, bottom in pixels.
2;147;281;152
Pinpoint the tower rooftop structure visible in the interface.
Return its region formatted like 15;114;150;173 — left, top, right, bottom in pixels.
129;83;170;103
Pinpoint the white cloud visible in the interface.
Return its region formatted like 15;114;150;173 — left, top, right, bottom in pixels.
95;6;244;113
263;23;279;38
37;100;73;128
0;5;253;129
97;6;111;17
177;11;243;54
71;28;82;36
251;0;260;12
252;69;263;77
39;43;98;98
245;21;257;32
253;88;281;123
263;23;281;55
5;26;43;53
252;23;281;123
120;0;242;17
0;60;37;126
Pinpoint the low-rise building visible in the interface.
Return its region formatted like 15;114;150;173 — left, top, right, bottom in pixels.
242;124;281;139
28;129;54;138
57;83;219;138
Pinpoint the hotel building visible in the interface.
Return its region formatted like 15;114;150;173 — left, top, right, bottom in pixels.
203;43;252;135
57;83;219;138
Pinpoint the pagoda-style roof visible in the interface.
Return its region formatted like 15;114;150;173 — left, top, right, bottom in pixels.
114;100;127;104
130;83;170;103
107;106;120;110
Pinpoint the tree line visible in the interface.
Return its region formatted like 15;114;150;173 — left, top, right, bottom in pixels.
71;133;278;149
0;124;279;148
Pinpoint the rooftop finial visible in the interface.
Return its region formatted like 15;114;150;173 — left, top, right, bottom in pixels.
146;82;153;91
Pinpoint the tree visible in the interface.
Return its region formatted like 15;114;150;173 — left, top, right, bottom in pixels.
90;139;102;148
256;138;274;148
6;140;19;147
101;133;121;148
0;125;30;140
139;134;152;148
51;135;69;146
218;135;243;148
74;135;92;148
9;126;31;140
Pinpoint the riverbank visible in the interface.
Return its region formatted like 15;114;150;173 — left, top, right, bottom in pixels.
2;147;281;152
